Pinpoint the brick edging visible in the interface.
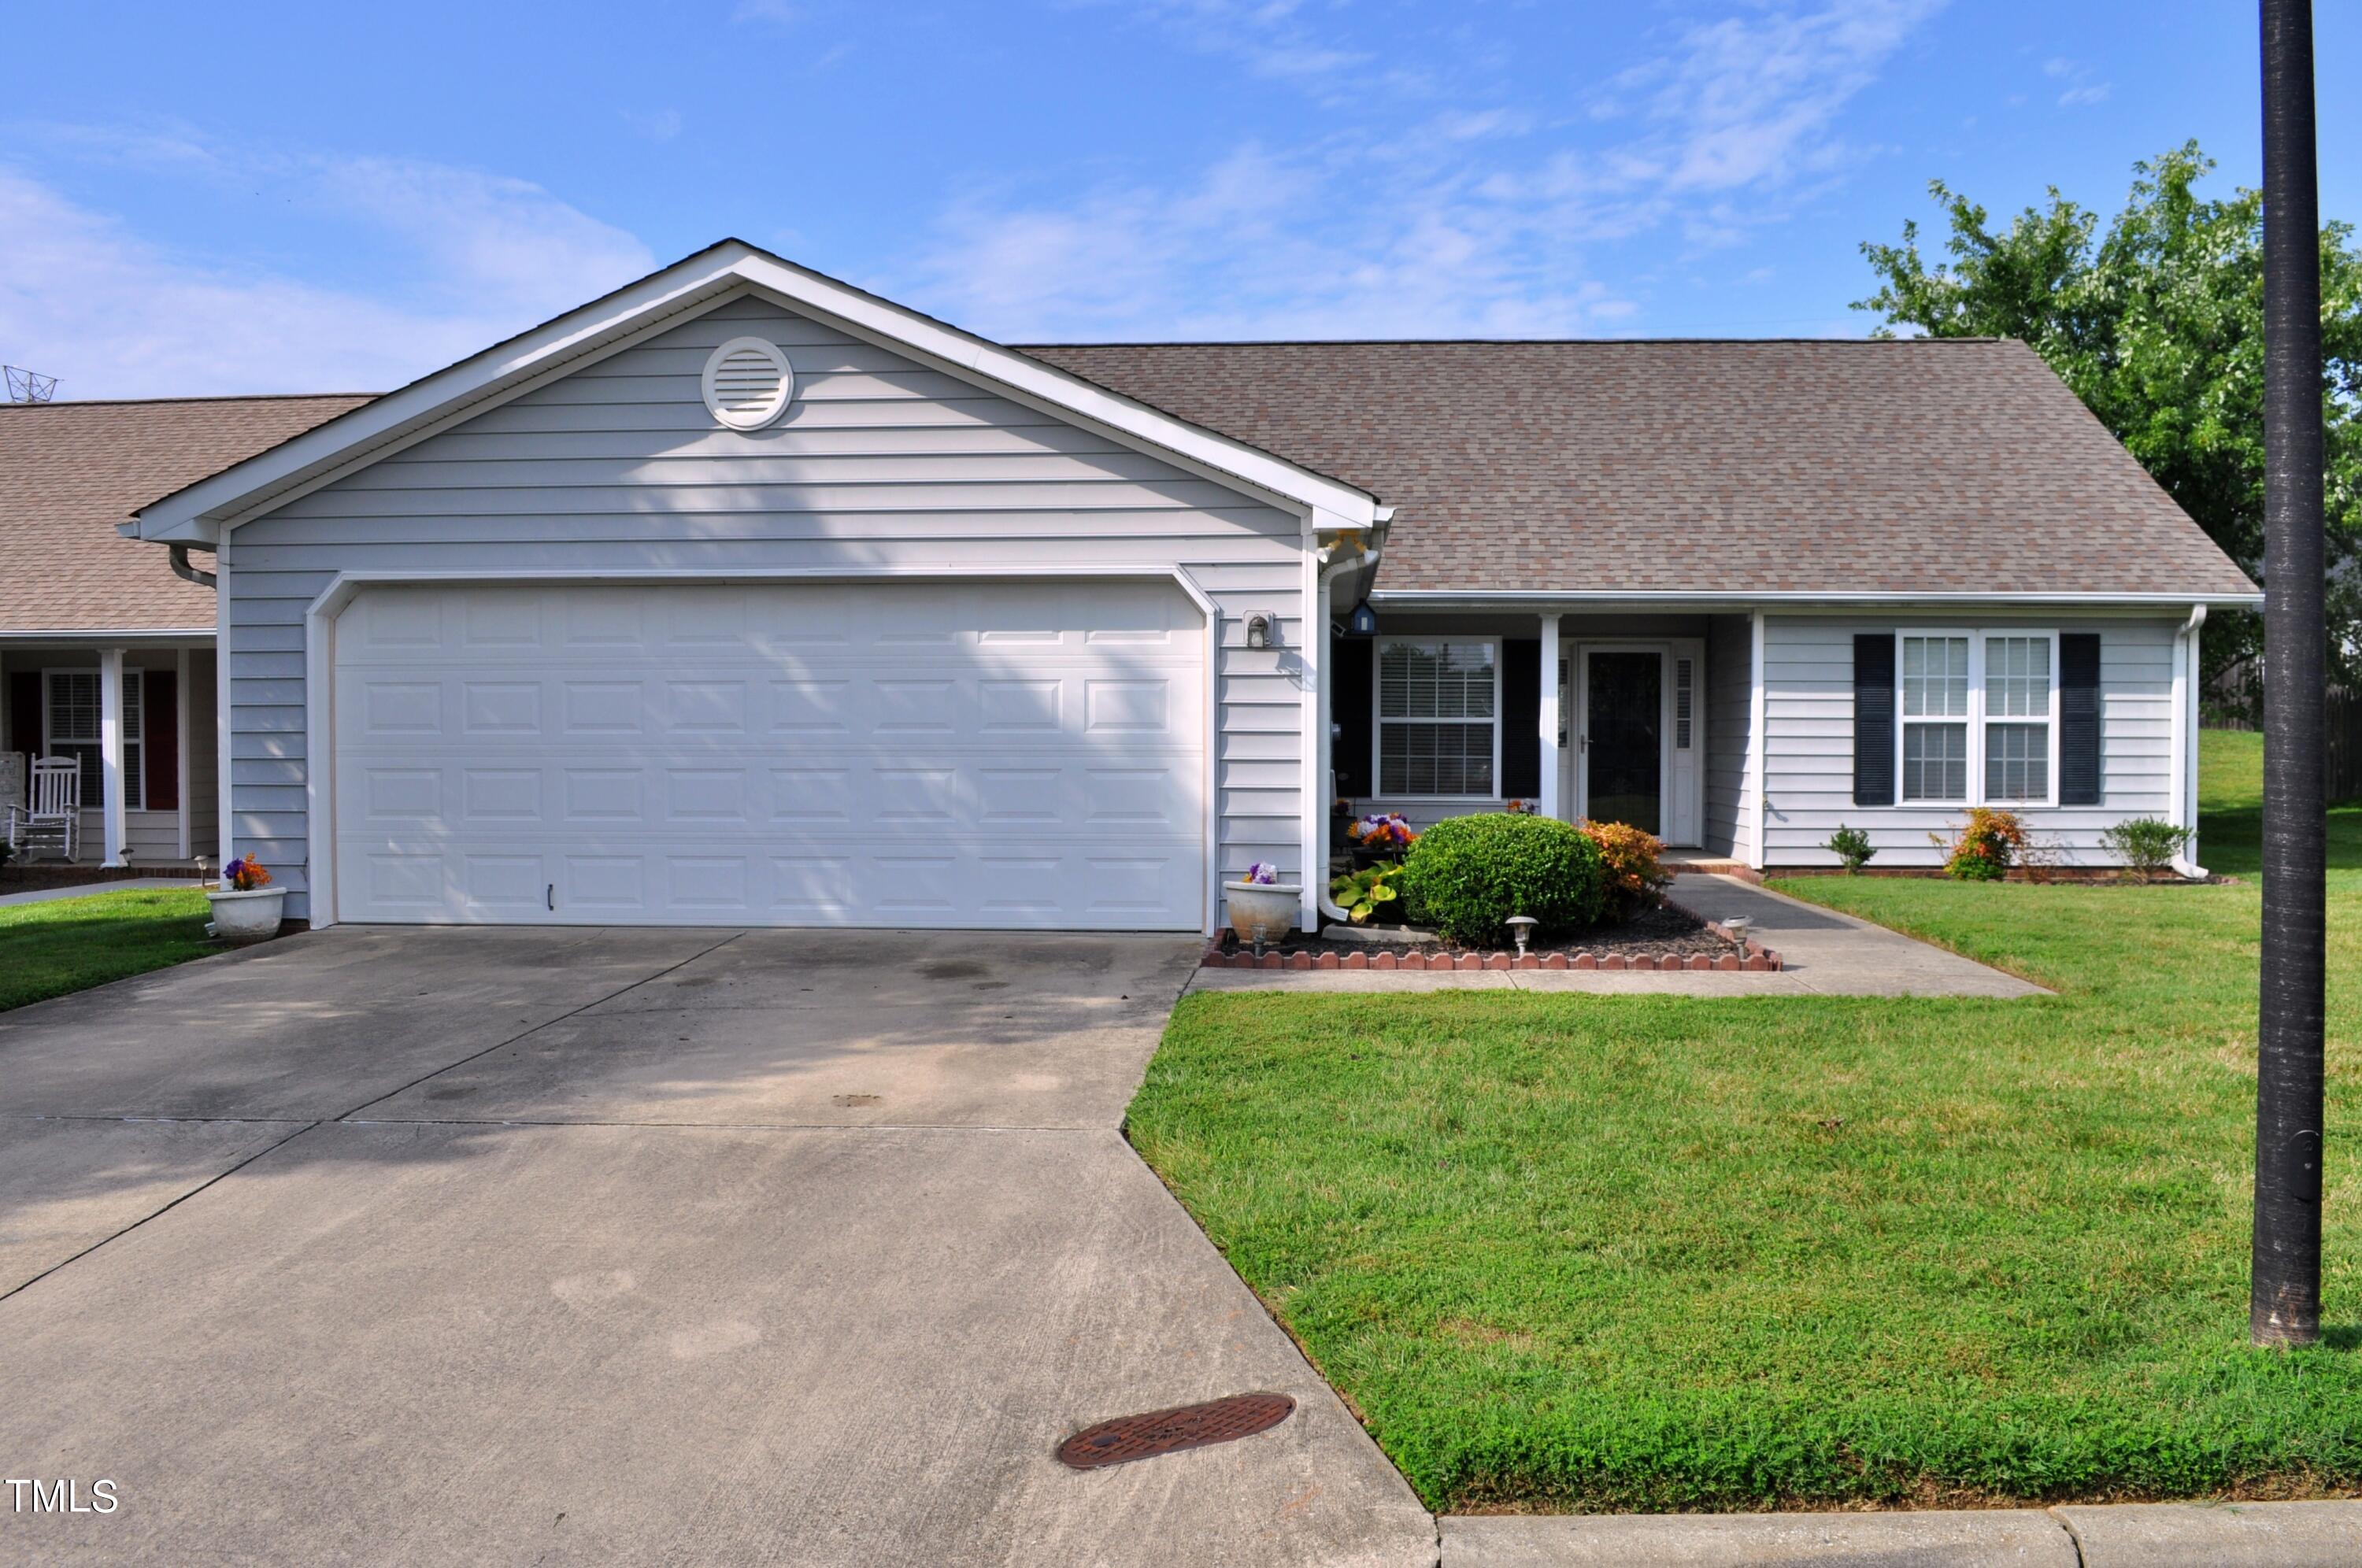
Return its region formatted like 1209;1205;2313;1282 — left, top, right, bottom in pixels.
1201;926;1783;973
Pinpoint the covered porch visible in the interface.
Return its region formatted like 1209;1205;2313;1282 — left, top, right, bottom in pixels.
1329;608;1755;860
2;638;219;870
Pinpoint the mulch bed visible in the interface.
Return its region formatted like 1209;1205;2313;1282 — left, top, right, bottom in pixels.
1206;899;1784;971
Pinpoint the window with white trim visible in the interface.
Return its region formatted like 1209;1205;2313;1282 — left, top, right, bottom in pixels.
1898;635;1970;802
1983;635;2052;802
44;669;143;811
1891;631;2060;808
1375;638;1498;796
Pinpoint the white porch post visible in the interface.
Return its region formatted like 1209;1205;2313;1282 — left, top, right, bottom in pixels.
176;645;193;860
98;646;128;867
1538;616;1562;819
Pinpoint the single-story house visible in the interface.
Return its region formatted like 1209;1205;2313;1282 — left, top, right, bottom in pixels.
2;394;365;867
85;239;2253;930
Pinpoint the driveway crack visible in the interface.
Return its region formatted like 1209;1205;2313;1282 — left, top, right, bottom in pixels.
0;1119;325;1305
332;930;748;1122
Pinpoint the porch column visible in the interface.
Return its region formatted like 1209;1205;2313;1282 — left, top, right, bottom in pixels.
1537;616;1561;819
98;646;128;867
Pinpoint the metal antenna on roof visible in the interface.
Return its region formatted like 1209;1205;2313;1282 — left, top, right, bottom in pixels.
3;365;59;403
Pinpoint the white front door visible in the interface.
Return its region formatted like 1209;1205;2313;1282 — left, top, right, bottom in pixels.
331;579;1207;928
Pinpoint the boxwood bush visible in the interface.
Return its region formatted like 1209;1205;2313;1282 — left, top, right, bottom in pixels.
1398;813;1609;945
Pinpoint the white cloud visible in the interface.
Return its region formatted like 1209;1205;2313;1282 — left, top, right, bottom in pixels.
902;144;1635;342
1109;0;1374;94
2039;54;2110;108
1607;0;1946;191
0;150;654;398
900;0;1942;340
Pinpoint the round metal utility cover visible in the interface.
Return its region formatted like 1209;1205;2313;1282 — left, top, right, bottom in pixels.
1055;1392;1296;1470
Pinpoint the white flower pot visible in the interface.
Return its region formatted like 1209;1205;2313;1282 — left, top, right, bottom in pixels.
206;886;287;945
1223;881;1302;947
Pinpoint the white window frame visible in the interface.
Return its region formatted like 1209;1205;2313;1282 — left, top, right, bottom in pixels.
1896;630;1975;806
1890;629;2060;810
43;667;144;812
1979;630;2060;808
1372;635;1503;800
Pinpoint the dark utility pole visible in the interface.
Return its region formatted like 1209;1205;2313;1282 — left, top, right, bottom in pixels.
2253;0;2327;1348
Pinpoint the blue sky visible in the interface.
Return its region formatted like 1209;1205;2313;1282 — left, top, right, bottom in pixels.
4;1;2355;398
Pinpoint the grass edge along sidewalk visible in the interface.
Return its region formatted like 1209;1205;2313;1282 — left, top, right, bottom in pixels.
0;886;218;1013
1127;731;2360;1513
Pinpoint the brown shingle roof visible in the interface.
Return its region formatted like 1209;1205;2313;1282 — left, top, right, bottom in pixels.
0;394;372;634
3;340;2259;623
1022;338;2259;600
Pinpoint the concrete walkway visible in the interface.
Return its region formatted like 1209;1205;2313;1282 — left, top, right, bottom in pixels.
0;876;197;907
0;928;1431;1565
1671;875;2046;997
1193;875;2045;998
1446;1500;2362;1565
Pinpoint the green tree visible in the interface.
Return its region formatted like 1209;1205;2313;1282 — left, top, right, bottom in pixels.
1854;142;2362;699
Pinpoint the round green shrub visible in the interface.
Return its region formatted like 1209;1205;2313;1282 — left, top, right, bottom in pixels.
1398;813;1609;945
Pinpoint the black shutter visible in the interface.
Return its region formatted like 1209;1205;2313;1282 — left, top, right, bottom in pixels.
8;671;39;757
1501;638;1541;799
145;668;179;812
1853;634;1895;806
2059;633;2102;805
1331;637;1373;798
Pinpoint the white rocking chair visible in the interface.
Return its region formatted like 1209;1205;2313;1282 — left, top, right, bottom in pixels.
4;755;83;863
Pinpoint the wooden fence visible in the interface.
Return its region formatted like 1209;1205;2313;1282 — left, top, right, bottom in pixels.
2207;663;2362;802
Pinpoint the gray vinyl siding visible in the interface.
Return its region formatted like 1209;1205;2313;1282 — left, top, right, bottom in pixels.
187;648;219;857
1760;616;2179;867
223;292;1308;919
1703;615;1753;858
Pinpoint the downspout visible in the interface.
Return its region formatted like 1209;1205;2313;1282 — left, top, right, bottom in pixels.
168;545;217;590
2172;603;2209;879
1315;511;1390;926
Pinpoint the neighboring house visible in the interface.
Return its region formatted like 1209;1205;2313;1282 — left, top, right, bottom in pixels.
2;395;365;866
88;240;2251;931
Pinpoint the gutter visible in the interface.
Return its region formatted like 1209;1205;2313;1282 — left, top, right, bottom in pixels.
1368;589;2267;611
168;545;218;590
1314;509;1391;926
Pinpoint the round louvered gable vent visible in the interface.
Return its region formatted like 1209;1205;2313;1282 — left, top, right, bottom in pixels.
701;337;794;430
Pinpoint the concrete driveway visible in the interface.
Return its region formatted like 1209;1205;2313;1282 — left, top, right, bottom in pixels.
0;929;1432;1565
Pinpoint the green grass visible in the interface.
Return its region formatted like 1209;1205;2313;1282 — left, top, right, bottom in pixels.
1127;730;2360;1512
0;887;220;1012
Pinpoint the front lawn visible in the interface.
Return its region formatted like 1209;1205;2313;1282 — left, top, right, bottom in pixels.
0;887;220;1013
1127;730;2358;1511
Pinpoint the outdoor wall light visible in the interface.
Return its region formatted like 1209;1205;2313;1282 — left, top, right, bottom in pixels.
1245;613;1272;649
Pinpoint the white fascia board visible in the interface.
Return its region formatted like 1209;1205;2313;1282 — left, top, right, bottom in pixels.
132;240;1378;545
1368;589;2265;612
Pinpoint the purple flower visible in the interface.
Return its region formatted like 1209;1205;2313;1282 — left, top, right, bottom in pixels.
224;858;244;880
1246;861;1279;885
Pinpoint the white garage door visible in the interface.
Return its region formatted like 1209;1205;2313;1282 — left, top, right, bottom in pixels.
331;580;1206;928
